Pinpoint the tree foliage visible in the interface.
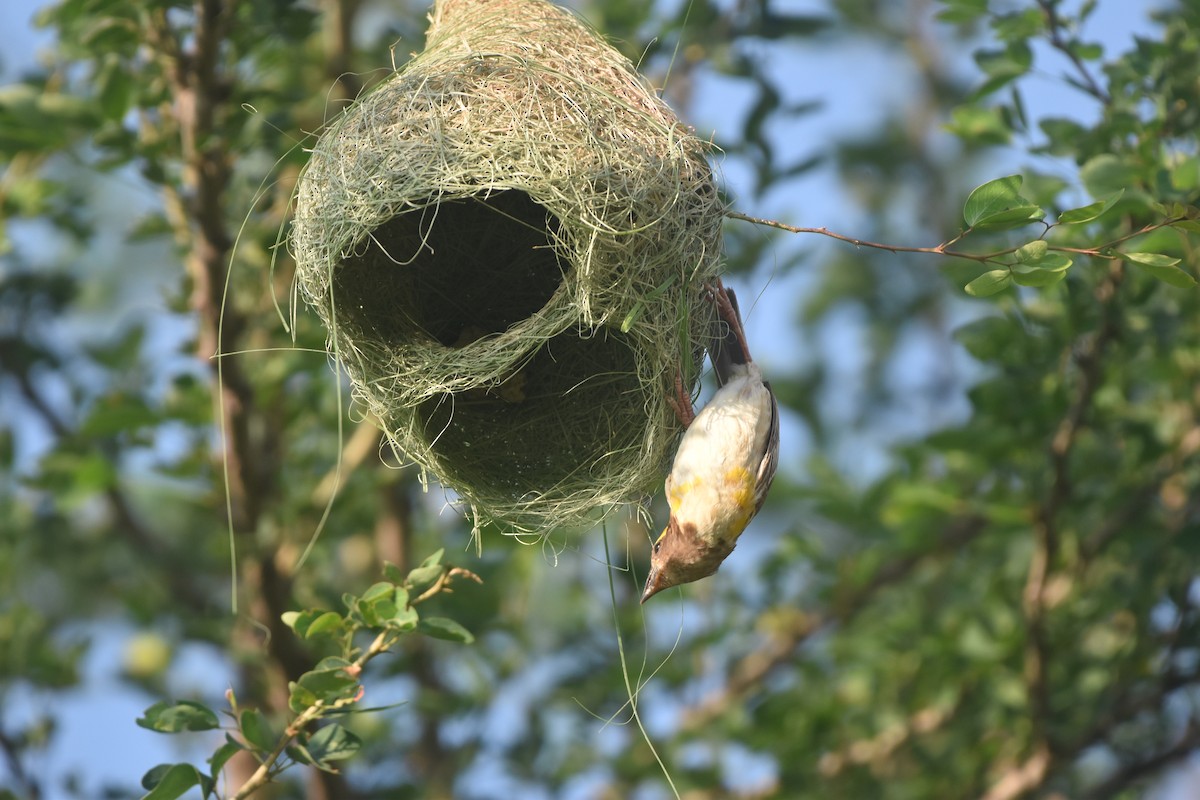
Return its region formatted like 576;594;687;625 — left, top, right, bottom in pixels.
1;1;1198;799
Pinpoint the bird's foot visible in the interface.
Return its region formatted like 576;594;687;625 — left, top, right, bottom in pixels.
667;368;695;427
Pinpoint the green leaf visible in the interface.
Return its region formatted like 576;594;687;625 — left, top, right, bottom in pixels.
306;723;362;766
1022;253;1072;272
283;609;328;638
387;605;419;632
1123;252;1181;268
1070;41;1103;60
1058;190;1124;224
990;9;1043;42
1038;117;1087;156
935;0;987;23
405;563;445;595
359;581;395;604
95;55;133;122
1014;240;1048;263
964;269;1013;297
382;561;406;584
239;709;276;752
963;175;1037;228
208;738;244;782
287;682;319;714
1011;266;1067;287
304;611;344;639
139;763;202;800
1124;253;1196;287
975;205;1045;231
965;175;1024;224
136;700;220;733
1169;157;1200;191
946;106;1012;146
417;617;475;644
287;742;316;767
289;665;359;714
971;41;1033;97
356;591;397;628
314;656;354;671
1080;154;1140;199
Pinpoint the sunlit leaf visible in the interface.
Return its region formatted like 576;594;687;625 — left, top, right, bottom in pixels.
1124;252;1196;287
1014;240;1048;262
964;269;1012;297
1058;190;1124;224
1012;266;1067;287
964;175;1026;227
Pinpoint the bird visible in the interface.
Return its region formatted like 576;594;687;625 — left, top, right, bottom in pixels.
641;278;780;603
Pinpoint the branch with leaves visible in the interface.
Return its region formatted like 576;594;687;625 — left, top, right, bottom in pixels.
135;550;481;800
728;174;1199;295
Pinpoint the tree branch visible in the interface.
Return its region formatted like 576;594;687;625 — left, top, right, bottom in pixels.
1082;720;1200;800
818;698;957;777
680;515;987;731
7;367;215;612
0;724;41;800
979;743;1051;800
1035;0;1112;104
1021;261;1123;784
723;211;1188;267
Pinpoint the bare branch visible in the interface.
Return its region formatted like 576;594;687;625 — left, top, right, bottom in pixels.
1082;721;1200;800
978;743;1051;800
8;365;215;612
819;699;957;777
1035;0;1112;104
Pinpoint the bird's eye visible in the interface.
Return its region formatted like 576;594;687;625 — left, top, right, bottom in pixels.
653;541;661;554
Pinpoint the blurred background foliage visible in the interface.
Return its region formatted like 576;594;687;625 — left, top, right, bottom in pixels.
1;0;1199;798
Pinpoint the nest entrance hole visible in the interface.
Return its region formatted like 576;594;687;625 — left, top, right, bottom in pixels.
333;190;569;347
417;326;644;499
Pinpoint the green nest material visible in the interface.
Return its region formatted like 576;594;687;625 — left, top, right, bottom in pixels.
292;0;724;535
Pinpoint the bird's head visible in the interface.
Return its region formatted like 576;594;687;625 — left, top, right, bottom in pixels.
641;516;734;603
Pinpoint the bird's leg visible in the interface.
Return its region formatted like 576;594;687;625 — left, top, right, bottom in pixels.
667;368;695;427
704;278;753;364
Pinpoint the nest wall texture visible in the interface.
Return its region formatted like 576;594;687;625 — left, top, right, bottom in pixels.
292;0;725;534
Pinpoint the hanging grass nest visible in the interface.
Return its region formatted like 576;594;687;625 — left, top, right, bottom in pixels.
292;0;724;536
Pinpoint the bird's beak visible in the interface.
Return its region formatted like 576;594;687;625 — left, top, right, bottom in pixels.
641;565;667;604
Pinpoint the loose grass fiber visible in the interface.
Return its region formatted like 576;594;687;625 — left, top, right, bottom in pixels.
292;0;724;536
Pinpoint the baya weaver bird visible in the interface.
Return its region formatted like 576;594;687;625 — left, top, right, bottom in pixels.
641;279;780;603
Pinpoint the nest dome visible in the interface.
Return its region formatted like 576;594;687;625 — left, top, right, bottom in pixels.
292;0;724;535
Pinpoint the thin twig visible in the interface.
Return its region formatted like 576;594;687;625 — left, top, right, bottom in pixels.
1035;0;1112;104
724;210;1189;267
725;210;1003;263
1082;721;1200;800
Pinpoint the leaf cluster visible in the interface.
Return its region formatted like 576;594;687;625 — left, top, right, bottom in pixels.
135;551;478;800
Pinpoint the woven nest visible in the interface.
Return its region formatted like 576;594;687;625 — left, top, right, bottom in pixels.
292;0;724;535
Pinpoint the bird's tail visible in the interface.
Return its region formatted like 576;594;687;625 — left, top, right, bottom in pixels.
708;282;753;388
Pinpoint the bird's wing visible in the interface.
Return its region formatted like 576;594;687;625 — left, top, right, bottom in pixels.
754;381;780;514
